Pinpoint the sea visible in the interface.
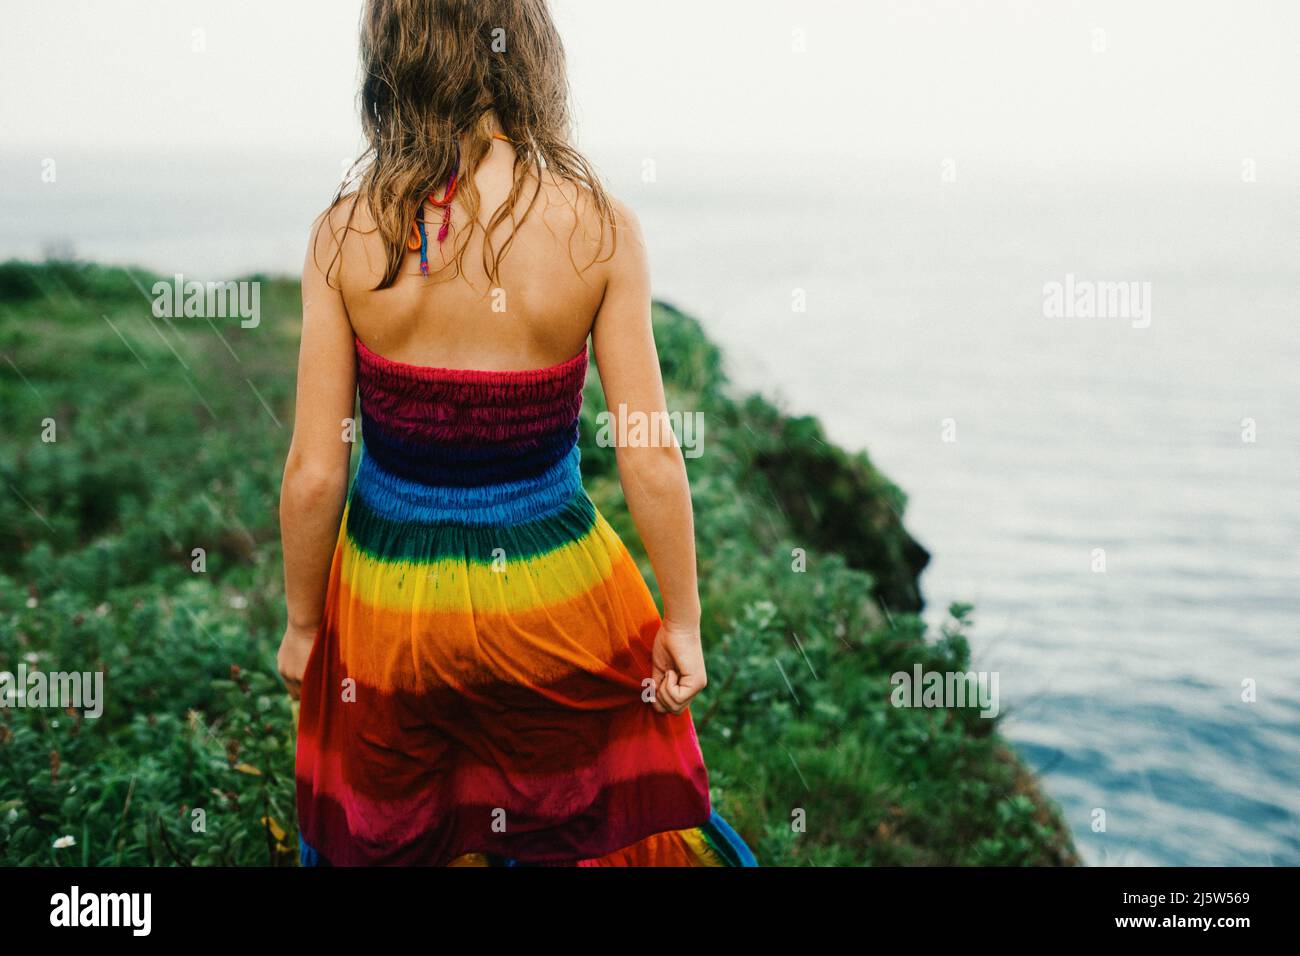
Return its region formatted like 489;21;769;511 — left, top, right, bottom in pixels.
2;146;1297;866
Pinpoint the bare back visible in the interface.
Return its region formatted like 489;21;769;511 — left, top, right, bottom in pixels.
325;140;612;372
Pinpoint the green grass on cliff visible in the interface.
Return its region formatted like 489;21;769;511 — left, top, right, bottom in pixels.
0;260;1077;866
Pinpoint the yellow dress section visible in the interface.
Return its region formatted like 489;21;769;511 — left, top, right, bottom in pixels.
319;508;663;698
340;504;625;615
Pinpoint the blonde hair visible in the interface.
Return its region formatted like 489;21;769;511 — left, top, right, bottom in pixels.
326;0;615;289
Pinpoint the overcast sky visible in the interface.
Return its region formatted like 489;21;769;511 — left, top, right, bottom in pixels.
3;0;1297;172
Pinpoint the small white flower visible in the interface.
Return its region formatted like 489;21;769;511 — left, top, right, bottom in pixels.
228;595;249;610
25;597;37;609
6;808;18;823
95;603;110;617
52;835;76;849
23;652;39;664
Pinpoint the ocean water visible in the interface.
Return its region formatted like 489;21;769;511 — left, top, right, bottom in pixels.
631;168;1300;868
2;150;1297;866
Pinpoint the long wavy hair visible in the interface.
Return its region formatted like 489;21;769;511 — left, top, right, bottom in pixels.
328;0;615;289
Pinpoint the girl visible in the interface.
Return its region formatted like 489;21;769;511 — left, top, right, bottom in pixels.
277;0;754;867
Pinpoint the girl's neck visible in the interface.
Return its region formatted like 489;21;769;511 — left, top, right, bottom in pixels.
459;111;507;151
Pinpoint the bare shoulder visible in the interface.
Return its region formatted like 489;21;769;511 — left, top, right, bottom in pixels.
600;193;647;284
535;172;638;262
305;193;353;267
306;192;382;290
309;193;362;247
605;193;645;252
605;192;640;228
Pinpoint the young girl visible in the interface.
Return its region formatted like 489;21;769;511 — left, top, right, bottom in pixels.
277;0;755;867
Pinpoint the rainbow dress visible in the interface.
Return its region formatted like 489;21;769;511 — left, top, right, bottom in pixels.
294;337;756;866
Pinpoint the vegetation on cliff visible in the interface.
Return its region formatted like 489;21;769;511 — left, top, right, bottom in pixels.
0;261;1077;865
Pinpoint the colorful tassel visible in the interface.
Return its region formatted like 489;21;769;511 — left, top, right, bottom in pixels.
412;137;511;276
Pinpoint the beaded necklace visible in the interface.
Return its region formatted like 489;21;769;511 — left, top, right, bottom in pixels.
407;132;513;276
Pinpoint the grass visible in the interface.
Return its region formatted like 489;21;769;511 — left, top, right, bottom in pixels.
0;260;1078;866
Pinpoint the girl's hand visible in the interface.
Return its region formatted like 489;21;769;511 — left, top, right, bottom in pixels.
277;623;318;700
650;622;707;716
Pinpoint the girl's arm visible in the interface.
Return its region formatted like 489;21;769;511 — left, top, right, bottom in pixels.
276;211;357;699
591;200;705;716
